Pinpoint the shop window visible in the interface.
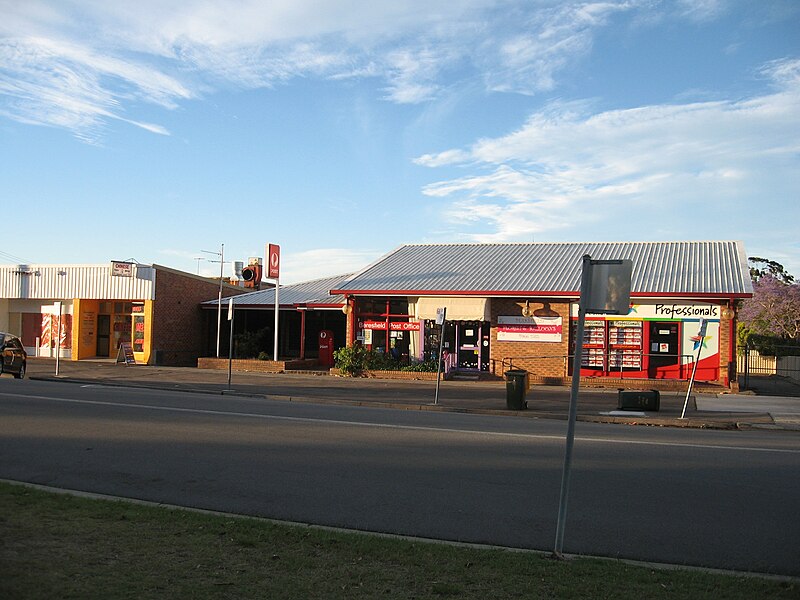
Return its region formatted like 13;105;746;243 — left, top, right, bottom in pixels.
389;298;409;315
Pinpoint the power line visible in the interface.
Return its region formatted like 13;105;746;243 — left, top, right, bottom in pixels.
0;250;34;264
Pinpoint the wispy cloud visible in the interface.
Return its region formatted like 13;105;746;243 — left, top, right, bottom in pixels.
415;58;800;241
0;1;651;141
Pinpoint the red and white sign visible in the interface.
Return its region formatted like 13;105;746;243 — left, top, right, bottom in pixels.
497;316;563;342
389;321;420;331
360;320;420;332
267;243;280;279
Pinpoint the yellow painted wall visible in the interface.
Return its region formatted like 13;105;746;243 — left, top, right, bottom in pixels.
72;298;99;360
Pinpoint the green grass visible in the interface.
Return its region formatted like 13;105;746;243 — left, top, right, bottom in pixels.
0;481;795;599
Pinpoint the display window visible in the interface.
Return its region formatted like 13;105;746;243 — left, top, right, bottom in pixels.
568;302;723;381
355;297;418;362
420;319;490;371
132;302;146;353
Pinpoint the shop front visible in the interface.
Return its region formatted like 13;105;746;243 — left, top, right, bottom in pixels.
570;302;725;381
0;262;245;366
333;241;752;389
351;296;492;371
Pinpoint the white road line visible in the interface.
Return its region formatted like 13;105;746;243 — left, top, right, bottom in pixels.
2;391;799;454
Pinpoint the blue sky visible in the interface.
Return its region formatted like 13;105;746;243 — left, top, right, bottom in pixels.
1;1;799;284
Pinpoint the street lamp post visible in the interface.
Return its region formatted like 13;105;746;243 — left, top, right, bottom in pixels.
202;244;225;357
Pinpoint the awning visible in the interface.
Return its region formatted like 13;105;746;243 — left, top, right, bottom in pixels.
415;297;490;321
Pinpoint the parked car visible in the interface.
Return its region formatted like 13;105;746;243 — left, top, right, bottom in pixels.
0;332;26;379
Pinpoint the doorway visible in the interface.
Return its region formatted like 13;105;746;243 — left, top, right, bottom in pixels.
456;321;487;370
97;314;111;357
647;321;680;378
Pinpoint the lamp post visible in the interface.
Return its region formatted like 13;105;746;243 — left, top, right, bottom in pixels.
202;244;225;357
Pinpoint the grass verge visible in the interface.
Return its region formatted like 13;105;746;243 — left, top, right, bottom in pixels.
0;481;795;599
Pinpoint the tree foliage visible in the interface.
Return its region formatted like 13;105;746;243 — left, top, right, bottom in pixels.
738;258;800;350
748;256;795;284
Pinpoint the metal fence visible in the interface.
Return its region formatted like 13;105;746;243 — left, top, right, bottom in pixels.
738;345;800;396
501;353;698;381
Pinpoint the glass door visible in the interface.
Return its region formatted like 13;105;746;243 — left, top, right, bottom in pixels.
647;322;680;377
457;321;481;369
96;314;111;357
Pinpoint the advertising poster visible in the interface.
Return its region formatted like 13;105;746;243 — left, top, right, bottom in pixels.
498;316;563;342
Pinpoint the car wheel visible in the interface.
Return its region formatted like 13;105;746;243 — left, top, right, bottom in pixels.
14;362;25;379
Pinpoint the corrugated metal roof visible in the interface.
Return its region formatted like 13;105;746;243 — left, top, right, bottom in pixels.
332;241;753;297
0;264;156;299
204;273;352;308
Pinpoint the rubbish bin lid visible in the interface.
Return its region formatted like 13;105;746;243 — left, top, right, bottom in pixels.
505;369;528;375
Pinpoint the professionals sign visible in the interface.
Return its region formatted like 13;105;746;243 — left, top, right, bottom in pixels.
570;302;720;320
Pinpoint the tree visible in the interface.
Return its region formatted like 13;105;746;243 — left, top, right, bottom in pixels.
739;273;800;341
748;256;795;284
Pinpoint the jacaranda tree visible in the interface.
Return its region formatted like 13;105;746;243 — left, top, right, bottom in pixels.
738;258;800;353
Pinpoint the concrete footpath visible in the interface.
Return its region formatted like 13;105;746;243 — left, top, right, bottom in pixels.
23;357;800;431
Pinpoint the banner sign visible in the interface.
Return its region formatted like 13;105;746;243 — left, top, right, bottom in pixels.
360;320;420;331
390;321;420;331
110;261;133;277
570;302;720;320
498;316;563;342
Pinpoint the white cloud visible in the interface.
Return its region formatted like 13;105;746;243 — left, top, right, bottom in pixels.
481;1;633;95
0;0;645;141
416;60;800;243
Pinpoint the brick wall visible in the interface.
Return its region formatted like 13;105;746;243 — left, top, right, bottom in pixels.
198;357;319;372
718;311;734;388
151;269;246;366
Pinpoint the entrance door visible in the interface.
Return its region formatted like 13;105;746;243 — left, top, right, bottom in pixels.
457;322;481;369
648;321;679;378
97;315;111;357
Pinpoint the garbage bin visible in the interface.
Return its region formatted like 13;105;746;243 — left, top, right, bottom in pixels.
505;369;528;410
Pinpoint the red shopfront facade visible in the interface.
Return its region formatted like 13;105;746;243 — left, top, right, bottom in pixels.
570;301;726;382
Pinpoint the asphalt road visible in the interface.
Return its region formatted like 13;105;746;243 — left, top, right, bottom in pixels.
1;377;799;576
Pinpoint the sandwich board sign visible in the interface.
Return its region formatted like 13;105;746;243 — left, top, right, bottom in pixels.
116;342;136;365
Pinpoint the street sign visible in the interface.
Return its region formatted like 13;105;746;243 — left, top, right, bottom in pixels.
584;259;633;315
435;307;446;325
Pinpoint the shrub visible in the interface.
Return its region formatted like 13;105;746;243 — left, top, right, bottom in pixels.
400;359;439;372
234;328;271;359
333;345;368;376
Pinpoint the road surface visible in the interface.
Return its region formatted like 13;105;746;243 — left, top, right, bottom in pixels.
1;377;798;576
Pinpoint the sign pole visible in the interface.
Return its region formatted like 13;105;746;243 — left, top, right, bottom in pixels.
267;244;281;363
54;301;62;376
434;307;447;405
216;244;224;357
552;255;632;558
681;318;707;419
553;255;592;558
227;298;234;389
273;280;280;361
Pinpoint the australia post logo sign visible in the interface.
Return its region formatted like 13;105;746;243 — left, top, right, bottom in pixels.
267;244;280;279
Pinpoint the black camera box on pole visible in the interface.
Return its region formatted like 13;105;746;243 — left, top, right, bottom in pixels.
617;389;660;411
